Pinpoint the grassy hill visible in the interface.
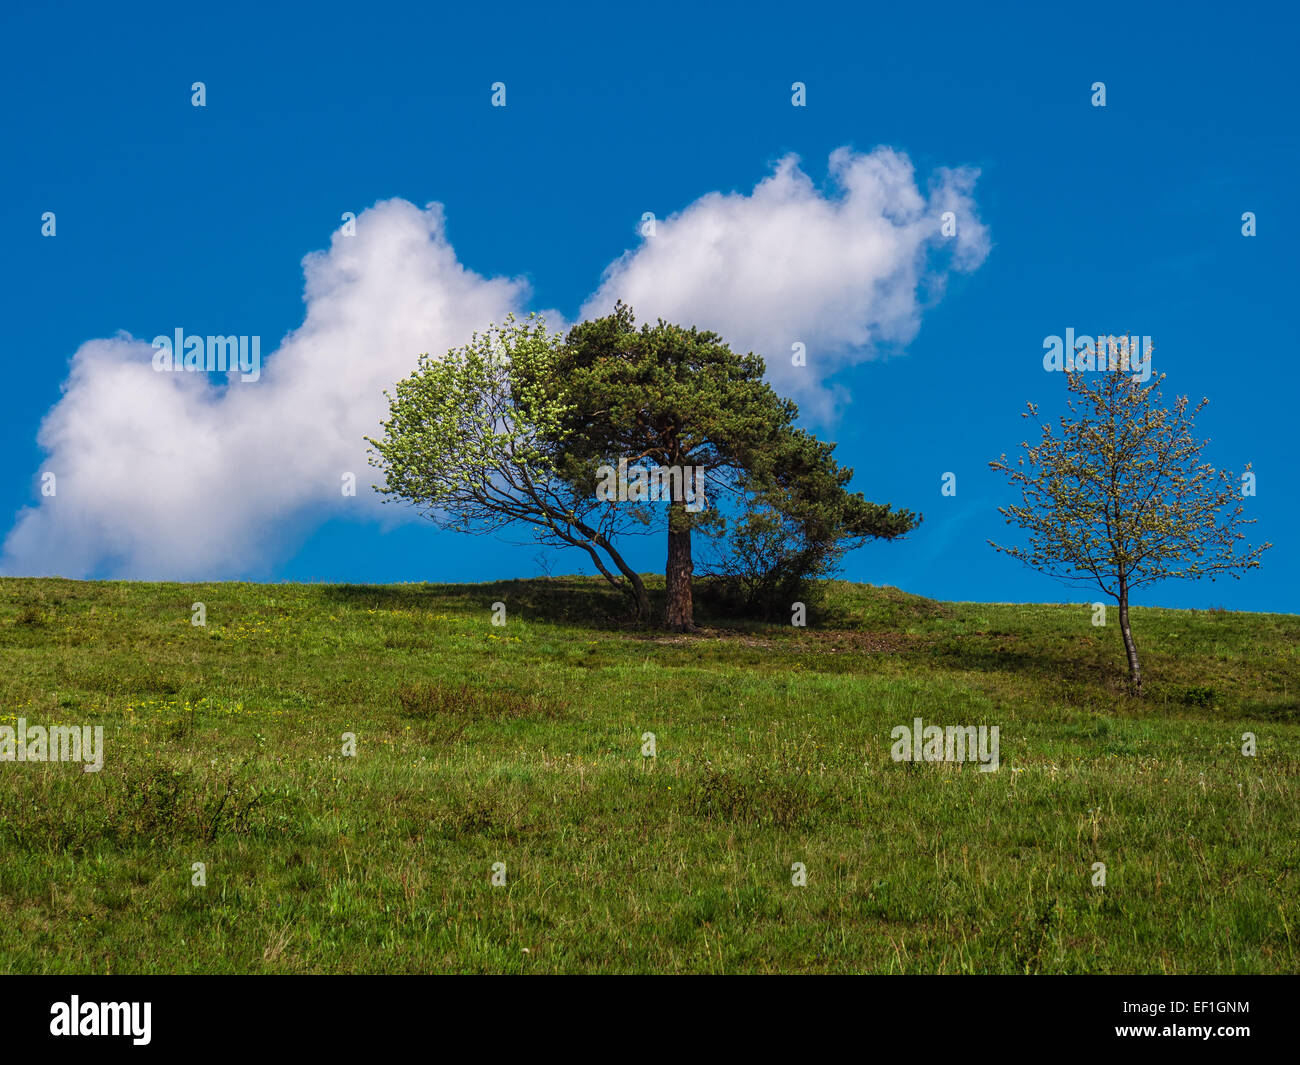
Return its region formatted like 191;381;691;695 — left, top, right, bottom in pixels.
1;575;1297;973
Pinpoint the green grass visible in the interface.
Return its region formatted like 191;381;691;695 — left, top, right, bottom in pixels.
1;575;1297;973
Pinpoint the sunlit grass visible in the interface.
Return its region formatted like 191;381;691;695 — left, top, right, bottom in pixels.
0;576;1296;973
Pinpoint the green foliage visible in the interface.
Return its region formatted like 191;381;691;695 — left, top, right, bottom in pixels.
990;363;1270;597
367;313;572;527
544;302;916;537
699;499;838;620
367;314;652;618
370;305;917;629
990;359;1271;691
522;302;919;627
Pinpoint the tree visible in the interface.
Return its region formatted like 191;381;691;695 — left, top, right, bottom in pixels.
989;358;1270;693
366;314;653;621
526;303;919;630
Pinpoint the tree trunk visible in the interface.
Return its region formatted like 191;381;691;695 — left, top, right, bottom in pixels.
614;563;650;624
570;516;651;623
625;569;651;623
596;537;651;623
1117;581;1142;695
665;500;694;631
582;541;650;623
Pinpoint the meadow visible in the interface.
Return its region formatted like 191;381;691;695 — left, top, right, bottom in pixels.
0;576;1296;973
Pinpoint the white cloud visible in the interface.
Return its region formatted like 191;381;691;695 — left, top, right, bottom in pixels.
2;199;530;578
581;146;989;415
3;147;987;578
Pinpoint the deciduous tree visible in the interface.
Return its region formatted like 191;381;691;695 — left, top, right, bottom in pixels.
367;314;653;620
989;361;1269;693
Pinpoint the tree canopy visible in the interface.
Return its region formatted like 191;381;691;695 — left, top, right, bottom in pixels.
367;314;653;619
524;302;919;629
370;304;920;630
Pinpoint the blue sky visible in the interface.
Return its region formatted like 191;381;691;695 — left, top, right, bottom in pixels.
2;1;1294;611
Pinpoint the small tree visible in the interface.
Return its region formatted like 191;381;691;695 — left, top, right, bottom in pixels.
700;498;839;621
701;454;905;620
367;314;653;620
989;360;1269;693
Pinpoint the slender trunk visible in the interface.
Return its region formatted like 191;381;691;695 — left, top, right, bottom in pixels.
568;514;651;623
665;499;694;631
1117;580;1142;695
604;543;650;623
581;542;649;623
625;571;650;623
